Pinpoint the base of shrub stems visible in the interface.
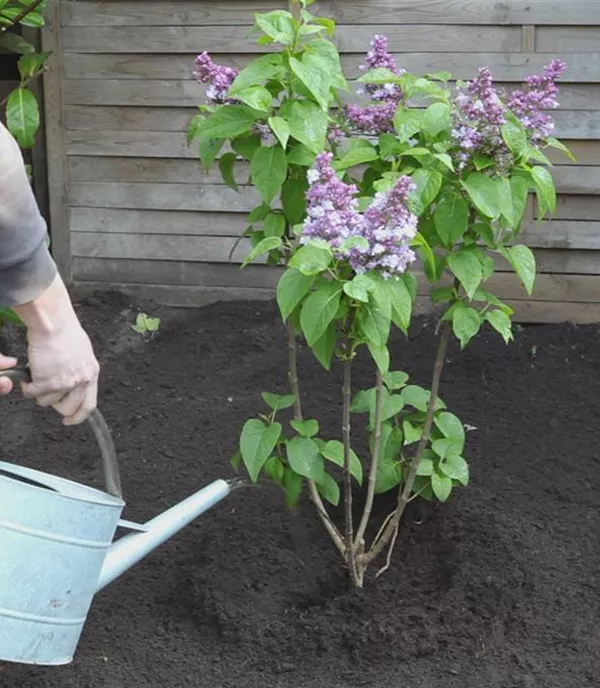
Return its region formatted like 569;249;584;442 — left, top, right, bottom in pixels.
286;310;452;587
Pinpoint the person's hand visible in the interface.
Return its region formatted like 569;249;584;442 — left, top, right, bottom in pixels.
21;315;99;425
3;274;100;425
0;354;17;395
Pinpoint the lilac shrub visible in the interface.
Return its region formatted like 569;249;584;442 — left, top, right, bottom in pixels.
189;0;572;586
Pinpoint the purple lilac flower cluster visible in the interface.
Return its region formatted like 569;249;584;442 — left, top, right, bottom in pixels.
194;52;239;104
508;59;567;141
451;67;508;171
343;35;404;135
302;153;417;278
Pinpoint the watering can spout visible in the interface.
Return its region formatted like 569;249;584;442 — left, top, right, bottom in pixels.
96;479;231;592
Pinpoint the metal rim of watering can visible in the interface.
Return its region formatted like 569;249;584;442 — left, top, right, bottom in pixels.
1;365;123;499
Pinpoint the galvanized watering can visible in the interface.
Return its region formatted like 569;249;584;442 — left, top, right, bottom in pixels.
0;366;232;666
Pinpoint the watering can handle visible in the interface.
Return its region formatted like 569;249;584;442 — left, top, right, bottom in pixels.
1;365;123;499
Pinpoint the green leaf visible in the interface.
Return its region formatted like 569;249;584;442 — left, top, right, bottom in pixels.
375;456;403;494
229;54;283;94
242;236;281;266
231;133;262;161
218;152;238;191
314;18;336;37
439;455;469;486
499;175;529;230
350;388;376;414
531;166;556;216
357;291;391;348
434;193;469;248
502;244;536;296
250;145;288;204
17;52;50;81
300;281;342;346
305;39;347;89
234;85;272;112
255;10;296;45
321;440;363;485
546;137;576;162
288;100;328;153
401;385;445;412
431;472;452;502
263;212;286;238
281;175;308;225
311;323;337;370
230;449;242;471
432;438;462;460
262;392;297;411
288;242;332;276
264;456;285;486
422;102;451;138
290;54;332;111
379;277;413;333
333;147;379;171
197;105;258;139
240;419;282;482
287;436;325;481
447;251;483;300
196;136;225;169
367;341;390;375
248;202;270;222
0;31;35;54
403;419;423;444
6;87;38;148
381;393;404;422
283;468;303;508
502;121;528;157
268;116;290;149
290;419;319;437
383;371;409;390
343;274;373;303
409;168;442;216
287;143;316;167
452;303;481;349
485;309;513;344
276;268;313;321
461;173;501;220
393;107;422;142
434;412;465;444
411;232;438;280
416;458;434;476
317;472;340;506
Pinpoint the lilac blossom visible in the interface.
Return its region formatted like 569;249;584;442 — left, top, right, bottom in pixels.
194;52;239;104
301;153;417;278
451;67;507;171
508;59;567;141
344;35;404;135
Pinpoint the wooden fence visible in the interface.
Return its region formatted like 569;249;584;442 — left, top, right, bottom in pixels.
43;0;600;322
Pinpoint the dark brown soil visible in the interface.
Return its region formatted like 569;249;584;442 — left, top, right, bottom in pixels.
1;292;599;688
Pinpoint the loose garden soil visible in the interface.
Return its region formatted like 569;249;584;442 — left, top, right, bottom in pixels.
1;291;599;688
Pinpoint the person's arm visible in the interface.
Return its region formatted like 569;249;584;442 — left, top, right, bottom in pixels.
0;122;99;425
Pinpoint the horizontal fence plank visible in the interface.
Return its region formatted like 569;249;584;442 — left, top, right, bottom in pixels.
70;207;248;237
72;256;600;305
73;257;279;289
68;156;600;198
62;24;522;54
537;26;600;53
70;226;600;274
62;78;600;112
62;1;286;27
72;232;254;263
62;0;600;27
551;196;600;221
69;181;262;212
62;52;600;84
313;0;600;26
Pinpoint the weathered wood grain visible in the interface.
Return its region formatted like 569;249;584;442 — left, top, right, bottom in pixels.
62;52;600;83
62;24;522;54
62;0;600;27
537;26;600;52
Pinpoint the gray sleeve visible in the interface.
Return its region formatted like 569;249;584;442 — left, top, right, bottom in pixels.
0;121;57;307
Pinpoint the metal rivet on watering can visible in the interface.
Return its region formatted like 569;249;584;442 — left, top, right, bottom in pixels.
0;365;232;665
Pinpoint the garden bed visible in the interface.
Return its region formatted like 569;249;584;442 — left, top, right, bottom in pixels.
1;291;599;688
